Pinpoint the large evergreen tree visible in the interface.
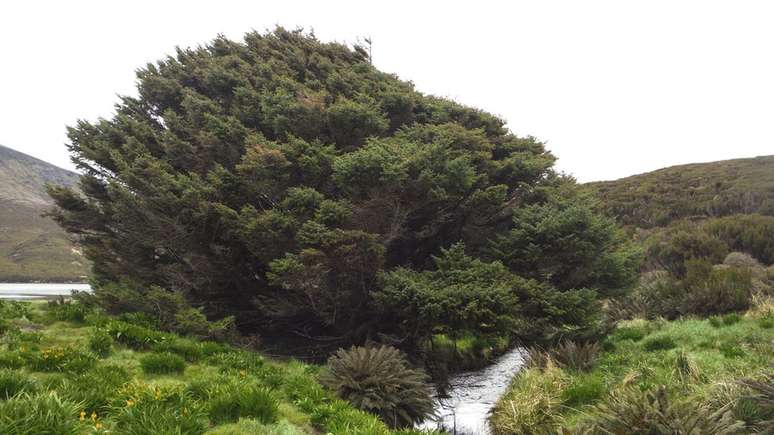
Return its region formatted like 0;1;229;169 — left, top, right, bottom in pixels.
49;28;637;347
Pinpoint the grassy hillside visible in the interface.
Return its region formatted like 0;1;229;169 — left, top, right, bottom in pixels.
0;300;426;434
0;145;87;282
589;155;774;228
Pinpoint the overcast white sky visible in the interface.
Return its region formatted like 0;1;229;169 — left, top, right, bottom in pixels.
1;1;772;182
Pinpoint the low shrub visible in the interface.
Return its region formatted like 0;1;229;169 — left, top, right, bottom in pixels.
28;346;97;373
47;301;90;323
562;373;606;408
139;352;186;375
709;316;724;328
104;320;169;349
575;386;744;434
722;313;742;325
58;364;131;413
152;338;203;362
209;351;264;372
0;301;32;320
0;392;87;434
549;340;600;372
0;351;25;369
0;369;37;400
611;326;647;342
642;335;677;352
208;384;279;425
319;345;434;429
111;383;207;435
88;329;113;357
719;342;746;359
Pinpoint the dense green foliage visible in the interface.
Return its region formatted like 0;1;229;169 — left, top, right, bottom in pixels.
319;345;434;429
589;155;774;228
48;29;636;355
0;300;427;434
491;310;774;433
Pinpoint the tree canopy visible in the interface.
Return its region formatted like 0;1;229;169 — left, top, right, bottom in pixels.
49;28;638;351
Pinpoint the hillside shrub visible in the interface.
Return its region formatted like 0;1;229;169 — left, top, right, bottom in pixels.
139;352;186;375
319;345;434;429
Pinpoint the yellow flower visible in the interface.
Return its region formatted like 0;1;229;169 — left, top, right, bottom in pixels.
91;411;97;421
95;422;103;430
126;399;134;407
80;410;86;421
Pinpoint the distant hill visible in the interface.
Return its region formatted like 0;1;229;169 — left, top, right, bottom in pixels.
588;155;774;228
0;145;88;282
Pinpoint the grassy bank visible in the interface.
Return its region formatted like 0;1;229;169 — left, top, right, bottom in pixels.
0;300;430;434
490;305;774;433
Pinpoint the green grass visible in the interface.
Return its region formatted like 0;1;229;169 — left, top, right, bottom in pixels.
491;314;774;433
0;301;417;434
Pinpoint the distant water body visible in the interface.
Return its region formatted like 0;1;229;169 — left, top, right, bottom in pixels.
0;283;91;300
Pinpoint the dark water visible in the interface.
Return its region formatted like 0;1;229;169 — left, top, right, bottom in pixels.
419;347;526;434
0;283;91;300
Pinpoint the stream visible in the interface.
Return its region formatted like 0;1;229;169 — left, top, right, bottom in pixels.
419;347;526;434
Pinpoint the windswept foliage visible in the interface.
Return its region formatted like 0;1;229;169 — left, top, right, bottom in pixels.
48;28;636;351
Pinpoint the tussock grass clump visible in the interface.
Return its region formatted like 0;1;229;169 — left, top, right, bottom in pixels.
577;386;744;434
104;320;169;349
88;328;113;357
550;340;601;372
0;392;87;434
152;338;204;362
0;369;37;400
319;345;434;429
28;346;96;373
111;382;207;435
562;372;606;408
490;364;568;434
208;384;279;425
139;352;186;375
58;364;131;413
642;335;677;352
738;373;774;432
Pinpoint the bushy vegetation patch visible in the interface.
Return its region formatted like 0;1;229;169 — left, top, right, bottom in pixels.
492;315;774;433
0;392;89;434
642;335;677;352
319;345;434;429
0;369;37;400
489;365;568;434
88;328;113;357
139;352;186;375
208;384;279;425
0;301;407;433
